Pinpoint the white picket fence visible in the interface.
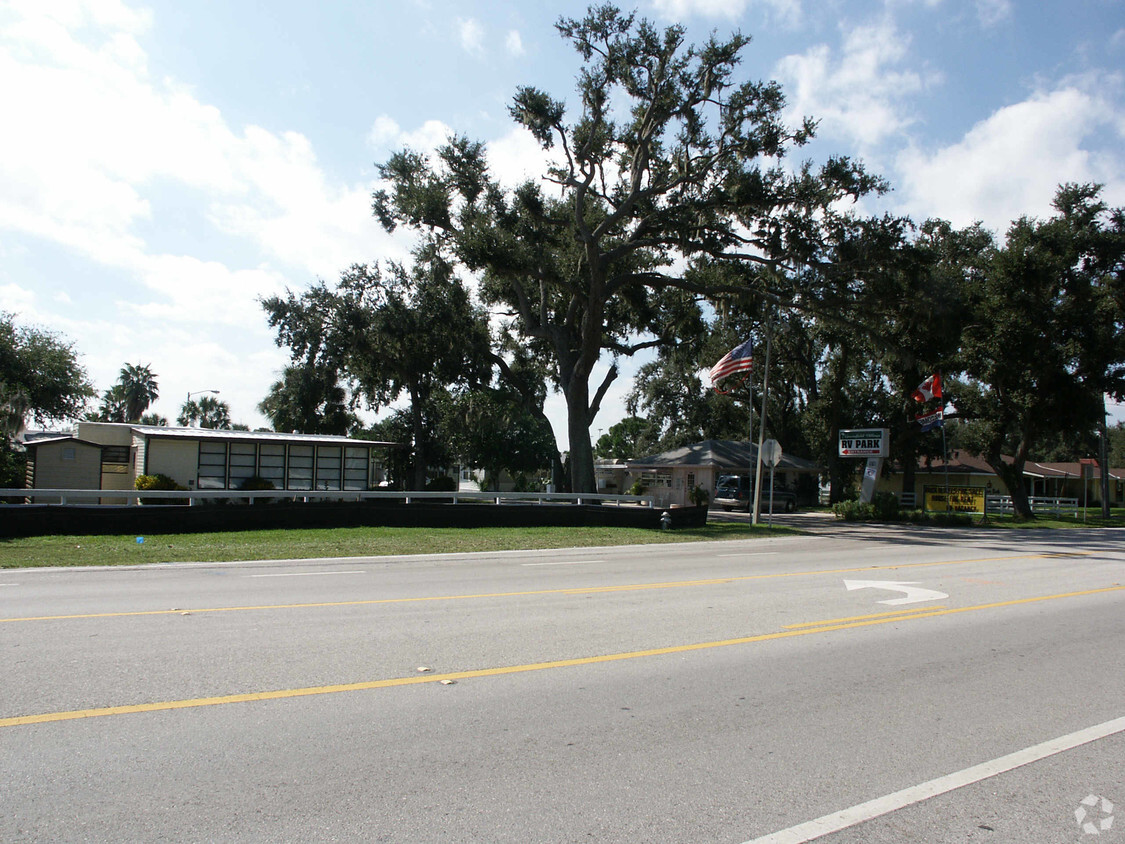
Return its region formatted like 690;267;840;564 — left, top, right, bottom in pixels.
984;495;1079;517
892;491;1078;516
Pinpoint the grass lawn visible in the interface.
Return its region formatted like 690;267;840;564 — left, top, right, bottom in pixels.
0;522;800;569
975;509;1125;529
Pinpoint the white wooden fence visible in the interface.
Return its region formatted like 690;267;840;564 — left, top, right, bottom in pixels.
1;488;656;508
892;491;1078;516
984;495;1079;516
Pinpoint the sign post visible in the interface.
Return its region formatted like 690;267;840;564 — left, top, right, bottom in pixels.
751;325;773;525
761;439;782;526
838;428;889;503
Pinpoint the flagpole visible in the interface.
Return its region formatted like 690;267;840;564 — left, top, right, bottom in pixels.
940;370;949;504
747;351;754;513
751;320;772;526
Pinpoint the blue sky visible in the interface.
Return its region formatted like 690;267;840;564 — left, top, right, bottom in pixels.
2;0;1124;445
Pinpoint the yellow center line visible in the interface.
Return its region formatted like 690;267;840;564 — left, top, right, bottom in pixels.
783;606;946;629
3;583;1121;729
0;552;1081;623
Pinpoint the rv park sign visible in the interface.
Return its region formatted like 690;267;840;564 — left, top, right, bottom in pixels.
838;428;889;458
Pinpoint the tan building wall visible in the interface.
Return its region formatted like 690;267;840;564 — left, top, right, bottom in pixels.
28;441;101;501
133;434;146;480
76;421;133;446
143;438;199;488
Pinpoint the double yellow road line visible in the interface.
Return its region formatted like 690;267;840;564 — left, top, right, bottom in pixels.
4;583;1122;729
0;551;1082;624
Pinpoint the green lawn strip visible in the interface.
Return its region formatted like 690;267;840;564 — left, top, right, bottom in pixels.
976;511;1125;529
0;523;799;569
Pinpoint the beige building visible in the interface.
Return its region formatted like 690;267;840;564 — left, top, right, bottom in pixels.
596;439;822;508
22;436;105;502
24;422;399;497
875;450;1125;508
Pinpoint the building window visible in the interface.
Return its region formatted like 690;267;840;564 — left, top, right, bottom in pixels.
686;472;695;490
229;443;257;488
197;442;227;489
101;445;129;464
62;447;76;461
343;447;369;490
315;446;342;490
258;444;286;489
287;445;313;490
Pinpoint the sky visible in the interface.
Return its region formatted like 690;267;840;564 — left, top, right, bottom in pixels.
2;0;1124;447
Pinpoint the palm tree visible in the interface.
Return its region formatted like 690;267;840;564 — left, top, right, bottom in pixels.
118;364;159;423
179;395;231;429
92;383;127;422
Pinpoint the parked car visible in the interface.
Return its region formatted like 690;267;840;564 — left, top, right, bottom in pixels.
714;475;797;513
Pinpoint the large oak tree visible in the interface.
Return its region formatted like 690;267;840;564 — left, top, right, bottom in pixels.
373;4;881;492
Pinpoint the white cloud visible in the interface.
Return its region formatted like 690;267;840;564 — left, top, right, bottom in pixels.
458;17;484;55
974;0;1012;27
650;0;800;26
505;29;525;57
894;81;1125;233
486;126;562;189
774;18;934;150
0;3;415;425
5;0;153;35
368;114;455;155
0;283;37;315
367;114;402;149
123;255;286;324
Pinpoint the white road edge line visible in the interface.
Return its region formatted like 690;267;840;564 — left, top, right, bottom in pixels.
742;714;1125;844
521;560;603;567
245;571;367;578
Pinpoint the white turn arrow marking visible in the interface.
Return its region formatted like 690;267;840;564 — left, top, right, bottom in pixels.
843;579;949;606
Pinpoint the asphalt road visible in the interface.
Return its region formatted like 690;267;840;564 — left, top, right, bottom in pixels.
2;516;1124;843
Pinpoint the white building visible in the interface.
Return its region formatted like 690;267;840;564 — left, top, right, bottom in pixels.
24;422;400;499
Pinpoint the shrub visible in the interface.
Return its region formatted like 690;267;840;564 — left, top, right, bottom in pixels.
871;491;901;521
833;497;974;527
833;499;874;521
134;473;187;505
688;485;710;507
627;479;647;496
135;473;186;491
424;476;457;492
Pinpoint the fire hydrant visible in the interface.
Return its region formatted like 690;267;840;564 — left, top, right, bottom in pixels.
660;510;671;531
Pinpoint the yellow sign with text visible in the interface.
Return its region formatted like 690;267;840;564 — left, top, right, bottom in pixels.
924;485;985;514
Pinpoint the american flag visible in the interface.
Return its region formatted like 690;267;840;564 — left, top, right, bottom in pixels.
709;339;754;385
